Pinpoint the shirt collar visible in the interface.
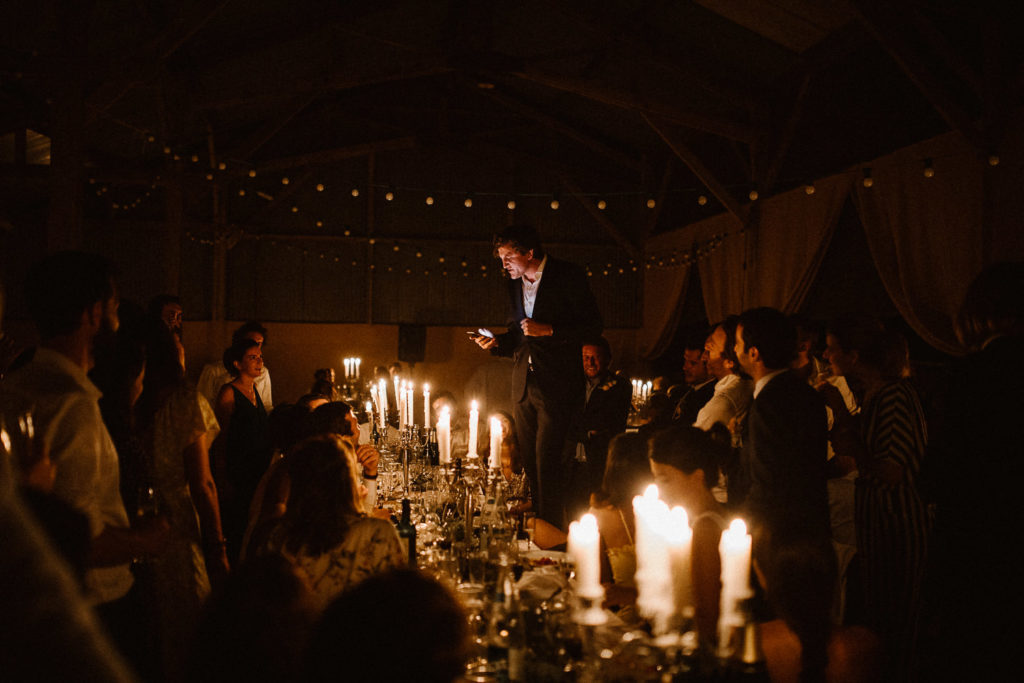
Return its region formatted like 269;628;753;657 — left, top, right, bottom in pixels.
32;347;103;399
753;368;787;398
524;254;547;284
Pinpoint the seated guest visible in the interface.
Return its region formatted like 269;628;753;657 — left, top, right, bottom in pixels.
311;368;341;401
305;569;468;683
565;336;632;521
198;321;273;412
529;432;653;613
257;435;404;609
189;554;318;683
672;330;716;425
296;392;330;413
755;531;881;683
694;316;752;433
649;423;732;648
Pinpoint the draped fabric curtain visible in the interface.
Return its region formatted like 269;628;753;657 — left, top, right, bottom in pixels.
699;172;851;324
636;260;691;359
852;132;986;355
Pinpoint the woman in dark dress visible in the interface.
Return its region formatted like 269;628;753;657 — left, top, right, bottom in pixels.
214;338;272;563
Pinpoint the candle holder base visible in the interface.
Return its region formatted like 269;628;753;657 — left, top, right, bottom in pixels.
573;590;607;626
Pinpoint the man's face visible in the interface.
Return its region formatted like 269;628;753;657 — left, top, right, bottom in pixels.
704;327;731;379
581;345;608;380
734;323;756;376
161;303;183;333
682;348;709;384
496;245;533;280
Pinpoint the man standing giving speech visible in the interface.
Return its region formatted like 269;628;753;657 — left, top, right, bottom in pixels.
473;225;602;527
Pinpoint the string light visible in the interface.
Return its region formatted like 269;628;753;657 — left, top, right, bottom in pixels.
988;155;1000;166
597;199;607;210
506;197;516;210
464;194;473;208
862;168;874;188
316;183;325;192
218;162;226;171
923;158;934;178
351;187;360;197
646;198;656;209
550;194;560;210
698;195;708;206
804;184;815;195
748;190;759;201
281;177;290;185
248;169;257;178
425;194;434;205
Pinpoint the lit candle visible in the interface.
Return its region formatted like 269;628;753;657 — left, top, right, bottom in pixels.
437;406;451;465
568;513;602;597
365;401;373;429
718;518;753;650
489;416;502;469
666;506;694;619
406;385;413;427
633;484;674;633
423;383;430;429
344;357;351;379
468;400;479;456
378;378;388;415
355;357;361;379
393;375;400;412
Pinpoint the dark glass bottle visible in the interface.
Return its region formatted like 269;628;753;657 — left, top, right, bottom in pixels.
427;427;440;467
397;498;417;568
371;418;380;447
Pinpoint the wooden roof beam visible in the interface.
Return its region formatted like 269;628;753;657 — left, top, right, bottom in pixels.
557;172;641;259
509;67;757;143
472;84;644;173
230;93;321;161
644;114;747;225
251;137;418;174
758;74;812;195
853;0;984;150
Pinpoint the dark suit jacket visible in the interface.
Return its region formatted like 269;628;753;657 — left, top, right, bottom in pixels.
732;370;830;542
673;379;716;425
492;256;603;404
568;372;633;475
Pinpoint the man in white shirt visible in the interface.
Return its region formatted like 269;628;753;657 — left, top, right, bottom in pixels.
2;252;167;658
693;316;753;432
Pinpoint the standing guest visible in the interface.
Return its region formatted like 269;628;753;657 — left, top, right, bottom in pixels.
198;321;273;412
672;331;716;425
919;262;1024;683
694;316;753;433
136;321;229;682
259;435;403;609
731;307;830;547
821;317;930;681
565;336;632;520
473;224;603;527
148;294;184;370
213;337;273;563
649;424;732;648
1;252;168;664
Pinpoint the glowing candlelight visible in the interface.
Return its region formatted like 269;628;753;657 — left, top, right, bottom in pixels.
437;406;451;465
569;513;602;598
344;357;351;379
718;518;753;652
468;400;479;456
423;383;430;429
489;416;502;469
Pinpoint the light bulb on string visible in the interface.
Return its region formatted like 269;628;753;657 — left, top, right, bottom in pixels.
748;189;759;201
385;187;395;201
550;194;560;210
698;195;708;206
646;197;656;209
597;199;607;210
862;168;874;188
248;169;256;178
425;194;434;205
351;187;360;197
923;159;934;178
281;177;290;185
464;194;473;208
804;184;815;195
988;154;1000;166
507;197;516;210
218;162;226;171
316;183;325;192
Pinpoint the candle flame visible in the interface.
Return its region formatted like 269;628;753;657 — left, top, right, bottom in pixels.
728;518;747;536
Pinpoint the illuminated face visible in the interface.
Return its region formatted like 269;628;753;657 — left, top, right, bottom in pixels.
682;348;709;384
823;333;855;377
581;345;608;380
496;245;533;280
704;327;732;379
649;461;703;508
733;323;756;376
344;411;360;442
235;347;263;378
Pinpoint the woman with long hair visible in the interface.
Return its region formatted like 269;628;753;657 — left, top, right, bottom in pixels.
260;435;403;609
134;320;227;683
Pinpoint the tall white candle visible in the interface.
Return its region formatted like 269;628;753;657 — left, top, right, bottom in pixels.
633;484;674;632
569;513;602;597
423;383;430;429
437;406;451;465
393;375;400;418
355;358;361;379
378;378;388;414
489;416;502;469
718;517;753;650
468;400;479;456
344;358;351;379
406;386;413;427
666;506;694;618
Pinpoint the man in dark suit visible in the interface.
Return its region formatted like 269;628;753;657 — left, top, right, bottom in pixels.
731;307;830;545
672;330;716;425
564;336;632;520
474;225;602;526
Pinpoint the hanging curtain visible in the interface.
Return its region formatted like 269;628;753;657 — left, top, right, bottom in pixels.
698;172;851;324
636;260;692;360
852;132;986;355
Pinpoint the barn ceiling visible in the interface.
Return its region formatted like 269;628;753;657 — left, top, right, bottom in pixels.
1;0;1020;250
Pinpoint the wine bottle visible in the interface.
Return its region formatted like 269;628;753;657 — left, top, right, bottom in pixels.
397;498;417;567
427;427;440;467
486;555;527;682
371;418;381;447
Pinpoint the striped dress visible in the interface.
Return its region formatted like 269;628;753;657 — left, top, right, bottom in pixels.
855;379;930;681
